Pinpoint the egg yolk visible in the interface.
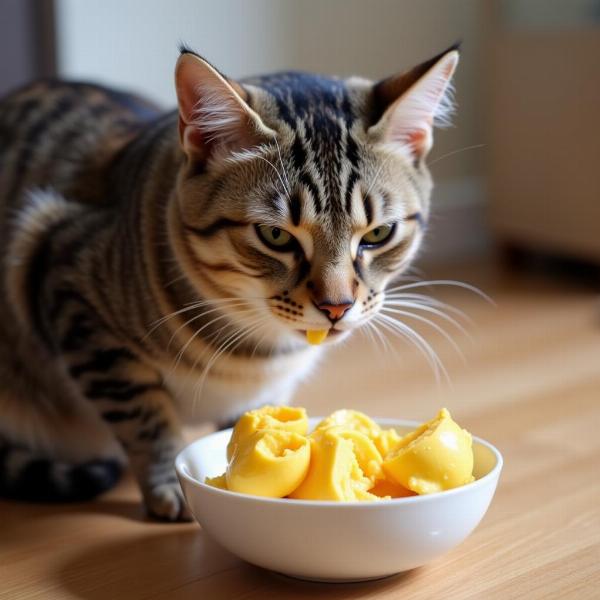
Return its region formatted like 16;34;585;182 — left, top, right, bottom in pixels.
373;428;403;457
226;405;308;461
323;426;384;483
226;429;310;498
383;408;474;494
368;478;416;499
204;473;228;490
288;429;378;501
315;409;381;438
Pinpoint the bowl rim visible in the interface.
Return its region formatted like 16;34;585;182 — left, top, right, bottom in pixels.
176;417;503;508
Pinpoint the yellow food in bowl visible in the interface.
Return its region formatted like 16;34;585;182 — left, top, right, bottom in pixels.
205;406;474;501
315;410;403;477
373;428;403;457
322;427;384;482
368;478;416;498
383;408;474;494
289;428;378;501
226;429;310;498
204;473;228;490
316;409;381;438
226;405;308;461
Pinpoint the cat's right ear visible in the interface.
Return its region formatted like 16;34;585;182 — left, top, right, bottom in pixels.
175;51;274;163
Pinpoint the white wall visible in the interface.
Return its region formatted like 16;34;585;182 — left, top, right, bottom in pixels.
55;0;486;183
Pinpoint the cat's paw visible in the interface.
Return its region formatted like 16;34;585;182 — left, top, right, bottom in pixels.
144;482;192;522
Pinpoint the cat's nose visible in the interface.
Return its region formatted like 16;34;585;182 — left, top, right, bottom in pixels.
316;301;354;321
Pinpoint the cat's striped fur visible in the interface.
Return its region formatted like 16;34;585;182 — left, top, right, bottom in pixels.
0;46;458;519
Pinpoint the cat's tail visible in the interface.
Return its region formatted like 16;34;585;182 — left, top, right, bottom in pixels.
0;440;124;502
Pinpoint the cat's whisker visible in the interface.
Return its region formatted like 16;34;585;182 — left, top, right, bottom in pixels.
163;272;189;289
199;318;268;382
358;320;376;348
181;306;267;369
166;301;254;351
181;296;260;307
272;135;291;195
428;143;485;167
148;298;238;330
374;313;449;385
385;300;473;328
191;317;271;415
380;307;467;363
369;315;423;374
172;306;266;373
145;296;262;340
176;313;268;415
385;279;495;305
362;320;388;354
254;154;290;198
372;318;405;360
249;325;273;359
384;292;473;323
383;299;474;334
373;314;435;372
399;264;427;280
143;301;210;340
364;153;394;199
389;273;424;284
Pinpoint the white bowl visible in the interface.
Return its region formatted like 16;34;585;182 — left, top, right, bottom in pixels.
176;418;503;582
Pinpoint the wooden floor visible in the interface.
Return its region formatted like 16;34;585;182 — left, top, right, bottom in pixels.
2;260;600;600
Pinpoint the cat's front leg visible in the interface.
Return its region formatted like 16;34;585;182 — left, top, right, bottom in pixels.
59;317;190;520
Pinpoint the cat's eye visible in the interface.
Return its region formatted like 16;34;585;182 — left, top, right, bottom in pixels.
255;224;297;251
360;223;396;247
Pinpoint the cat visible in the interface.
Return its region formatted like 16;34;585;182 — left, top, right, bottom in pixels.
0;44;459;520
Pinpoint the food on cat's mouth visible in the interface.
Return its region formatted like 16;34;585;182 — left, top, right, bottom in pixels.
306;329;329;345
206;407;474;500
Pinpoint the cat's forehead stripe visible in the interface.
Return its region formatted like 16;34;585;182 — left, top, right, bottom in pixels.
247;72;355;129
364;194;374;226
289;192;301;227
250;72;363;217
344;170;359;215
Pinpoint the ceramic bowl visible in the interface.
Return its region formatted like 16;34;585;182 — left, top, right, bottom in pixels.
176;418;503;582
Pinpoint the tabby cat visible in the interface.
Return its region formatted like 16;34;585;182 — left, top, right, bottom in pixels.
0;45;458;520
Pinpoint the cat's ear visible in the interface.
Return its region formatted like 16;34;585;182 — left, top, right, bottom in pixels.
368;45;459;161
175;51;273;162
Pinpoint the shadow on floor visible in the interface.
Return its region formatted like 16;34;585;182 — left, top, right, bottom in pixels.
55;527;421;600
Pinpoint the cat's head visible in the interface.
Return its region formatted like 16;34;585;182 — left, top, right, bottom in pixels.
169;46;458;348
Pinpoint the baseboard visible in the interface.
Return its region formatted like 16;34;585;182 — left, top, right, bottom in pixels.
417;176;491;265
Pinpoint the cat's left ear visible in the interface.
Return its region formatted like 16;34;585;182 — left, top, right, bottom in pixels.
175;51;274;163
368;45;459;161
